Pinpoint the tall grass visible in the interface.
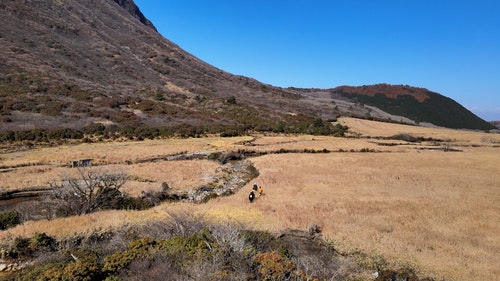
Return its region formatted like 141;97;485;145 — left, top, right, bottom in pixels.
207;150;500;280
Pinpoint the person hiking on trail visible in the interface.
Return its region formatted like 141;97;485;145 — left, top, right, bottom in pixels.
252;183;258;192
257;186;263;196
249;191;255;203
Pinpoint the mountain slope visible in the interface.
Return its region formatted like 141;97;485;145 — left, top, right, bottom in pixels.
330;84;495;130
0;0;494;134
0;0;326;134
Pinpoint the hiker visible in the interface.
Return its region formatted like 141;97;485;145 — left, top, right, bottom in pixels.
257;186;263;196
252;183;258;192
249;191;255;203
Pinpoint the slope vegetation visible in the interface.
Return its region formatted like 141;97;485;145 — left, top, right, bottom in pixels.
0;0;339;134
331;84;495;130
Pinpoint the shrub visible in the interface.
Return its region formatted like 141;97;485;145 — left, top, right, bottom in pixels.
12;236;31;258
29;232;56;251
241;230;286;254
50;167;127;215
226;96;237;105
61;259;103;281
208;152;222;161
34;249;104;281
253;251;296;280
158;227;215;259
5;233;57;261
0;210;22;230
103;237;156;273
103;228;216;276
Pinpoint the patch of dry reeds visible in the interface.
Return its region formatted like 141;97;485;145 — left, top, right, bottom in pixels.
206;149;500;280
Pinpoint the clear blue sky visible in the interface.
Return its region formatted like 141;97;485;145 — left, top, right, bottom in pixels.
134;0;500;121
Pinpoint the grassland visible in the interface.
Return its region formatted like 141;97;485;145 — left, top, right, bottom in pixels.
1;117;499;280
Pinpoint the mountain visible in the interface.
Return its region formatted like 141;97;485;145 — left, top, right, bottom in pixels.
329;84;495;130
0;0;327;135
0;0;495;136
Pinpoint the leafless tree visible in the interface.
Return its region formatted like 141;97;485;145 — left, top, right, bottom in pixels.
50;167;127;215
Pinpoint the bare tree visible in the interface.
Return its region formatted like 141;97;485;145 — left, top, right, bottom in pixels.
50;167;127;215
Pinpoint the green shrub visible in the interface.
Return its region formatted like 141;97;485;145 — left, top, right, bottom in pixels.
29;232;56;251
34;249;104;281
0;211;22;230
103;237;155;273
103;228;216;275
158;227;215;259
5;233;57;262
12;236;31;257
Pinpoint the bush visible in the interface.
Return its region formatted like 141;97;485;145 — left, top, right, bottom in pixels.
0;211;22;230
241;230;286;254
211;151;245;164
29;232;57;251
5;233;57;261
103;228;216;276
253;251;296;280
35;249;104;281
103;237;156;273
226;96;237;105
50;167;127;215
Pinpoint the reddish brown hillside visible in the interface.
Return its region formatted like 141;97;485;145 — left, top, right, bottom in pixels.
332;84;430;102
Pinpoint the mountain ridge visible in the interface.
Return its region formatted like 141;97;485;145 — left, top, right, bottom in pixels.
112;0;157;31
0;0;495;135
329;84;495;130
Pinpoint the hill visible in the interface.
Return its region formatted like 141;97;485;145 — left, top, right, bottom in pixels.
0;0;495;135
0;0;330;135
329;84;495;130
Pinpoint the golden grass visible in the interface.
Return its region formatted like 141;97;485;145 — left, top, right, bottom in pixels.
341;117;500;146
1;118;499;280
0;137;251;191
122;160;220;196
234;151;500;280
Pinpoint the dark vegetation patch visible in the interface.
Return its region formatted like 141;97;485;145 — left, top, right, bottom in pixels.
0;211;22;230
0;214;436;281
385;133;443;143
0;118;348;145
332;86;495;130
416;146;462;152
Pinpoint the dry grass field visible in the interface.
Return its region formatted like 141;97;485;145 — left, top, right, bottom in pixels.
1;117;499;280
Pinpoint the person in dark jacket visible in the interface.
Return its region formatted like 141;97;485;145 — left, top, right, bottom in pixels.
249;191;255;203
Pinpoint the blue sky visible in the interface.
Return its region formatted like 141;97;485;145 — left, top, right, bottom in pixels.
134;0;500;121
